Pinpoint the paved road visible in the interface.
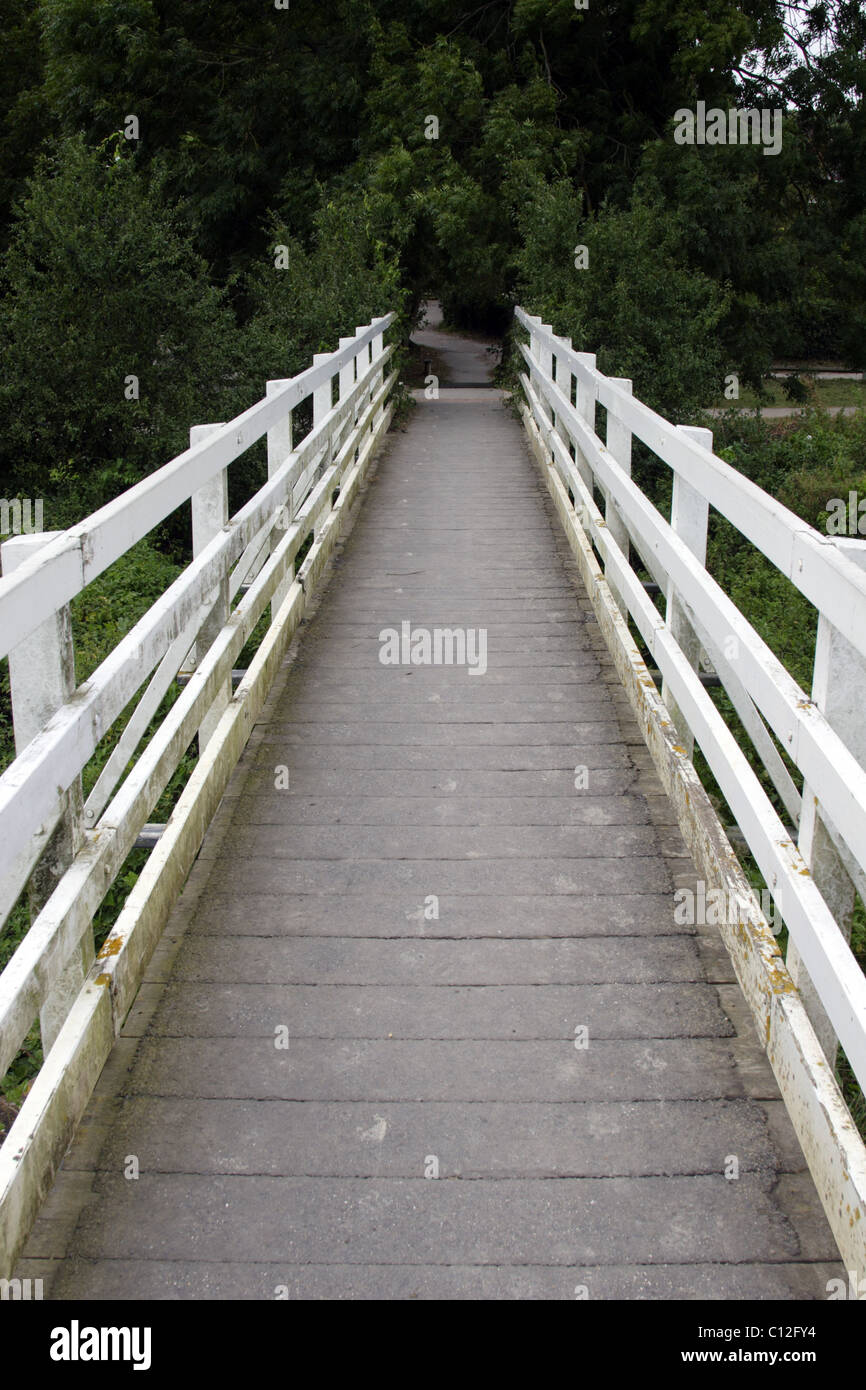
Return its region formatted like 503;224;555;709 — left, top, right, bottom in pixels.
19;323;842;1299
706;404;860;419
411;299;500;386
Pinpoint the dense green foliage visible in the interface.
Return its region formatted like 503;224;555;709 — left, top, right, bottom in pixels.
0;0;862;513
0;136;250;519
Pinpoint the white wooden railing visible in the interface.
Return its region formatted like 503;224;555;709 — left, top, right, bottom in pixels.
515;306;866;1279
0;313;396;1276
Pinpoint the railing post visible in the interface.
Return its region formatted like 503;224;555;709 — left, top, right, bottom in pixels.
312;353;334;537
354;329;372;447
535;324;553;401
338;336;357;413
573;352;597;493
336;336;361;480
524;313;542;370
604;378;633;615
787;536;866;1064
313;354;333;433
266;381;295;619
551;336;573;466
371;322;386;427
1;532;89;1054
662;425;711;756
187;423;230;750
525;321;554;437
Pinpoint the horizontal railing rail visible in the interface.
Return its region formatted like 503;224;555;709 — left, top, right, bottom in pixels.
514;305;866;1280
0;312;397;1276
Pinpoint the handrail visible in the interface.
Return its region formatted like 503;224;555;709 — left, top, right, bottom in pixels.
514;304;866;1280
0;313;397;1278
0;316;393;659
514;308;866;666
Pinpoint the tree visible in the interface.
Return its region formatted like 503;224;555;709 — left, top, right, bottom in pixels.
0;135;246;520
515;175;729;416
243;189;408;384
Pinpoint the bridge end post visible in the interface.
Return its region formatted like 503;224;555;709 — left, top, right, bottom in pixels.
0;532;90;1054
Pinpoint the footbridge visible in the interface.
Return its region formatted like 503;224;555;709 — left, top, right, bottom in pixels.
1;304;864;1299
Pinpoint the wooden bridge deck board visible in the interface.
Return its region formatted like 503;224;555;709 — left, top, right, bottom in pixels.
17;359;842;1299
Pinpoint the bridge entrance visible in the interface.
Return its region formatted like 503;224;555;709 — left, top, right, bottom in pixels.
11;316;841;1298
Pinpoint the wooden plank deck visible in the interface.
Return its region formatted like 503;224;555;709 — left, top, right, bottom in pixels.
17;321;842;1300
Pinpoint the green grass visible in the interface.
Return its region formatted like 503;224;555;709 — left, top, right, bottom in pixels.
708;378;866;411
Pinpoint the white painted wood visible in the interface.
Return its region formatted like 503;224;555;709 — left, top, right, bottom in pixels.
534;324;555;436
603;379;632;615
338;338;356;401
515;308;866;666
518;337;866;895
0;533;90;1053
83;608;206;828
574;351;596;494
188;424;230;749
0;316;394;660
685;613;804;827
0;362;398;1082
312;354;335;534
520;384;866;1280
789;537;866;1062
551;338;573;465
371;330;385;428
266;379;295;608
338;337;358;445
520;363;866;1089
663;424;711;754
0;344;394;908
0;371;397;1282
